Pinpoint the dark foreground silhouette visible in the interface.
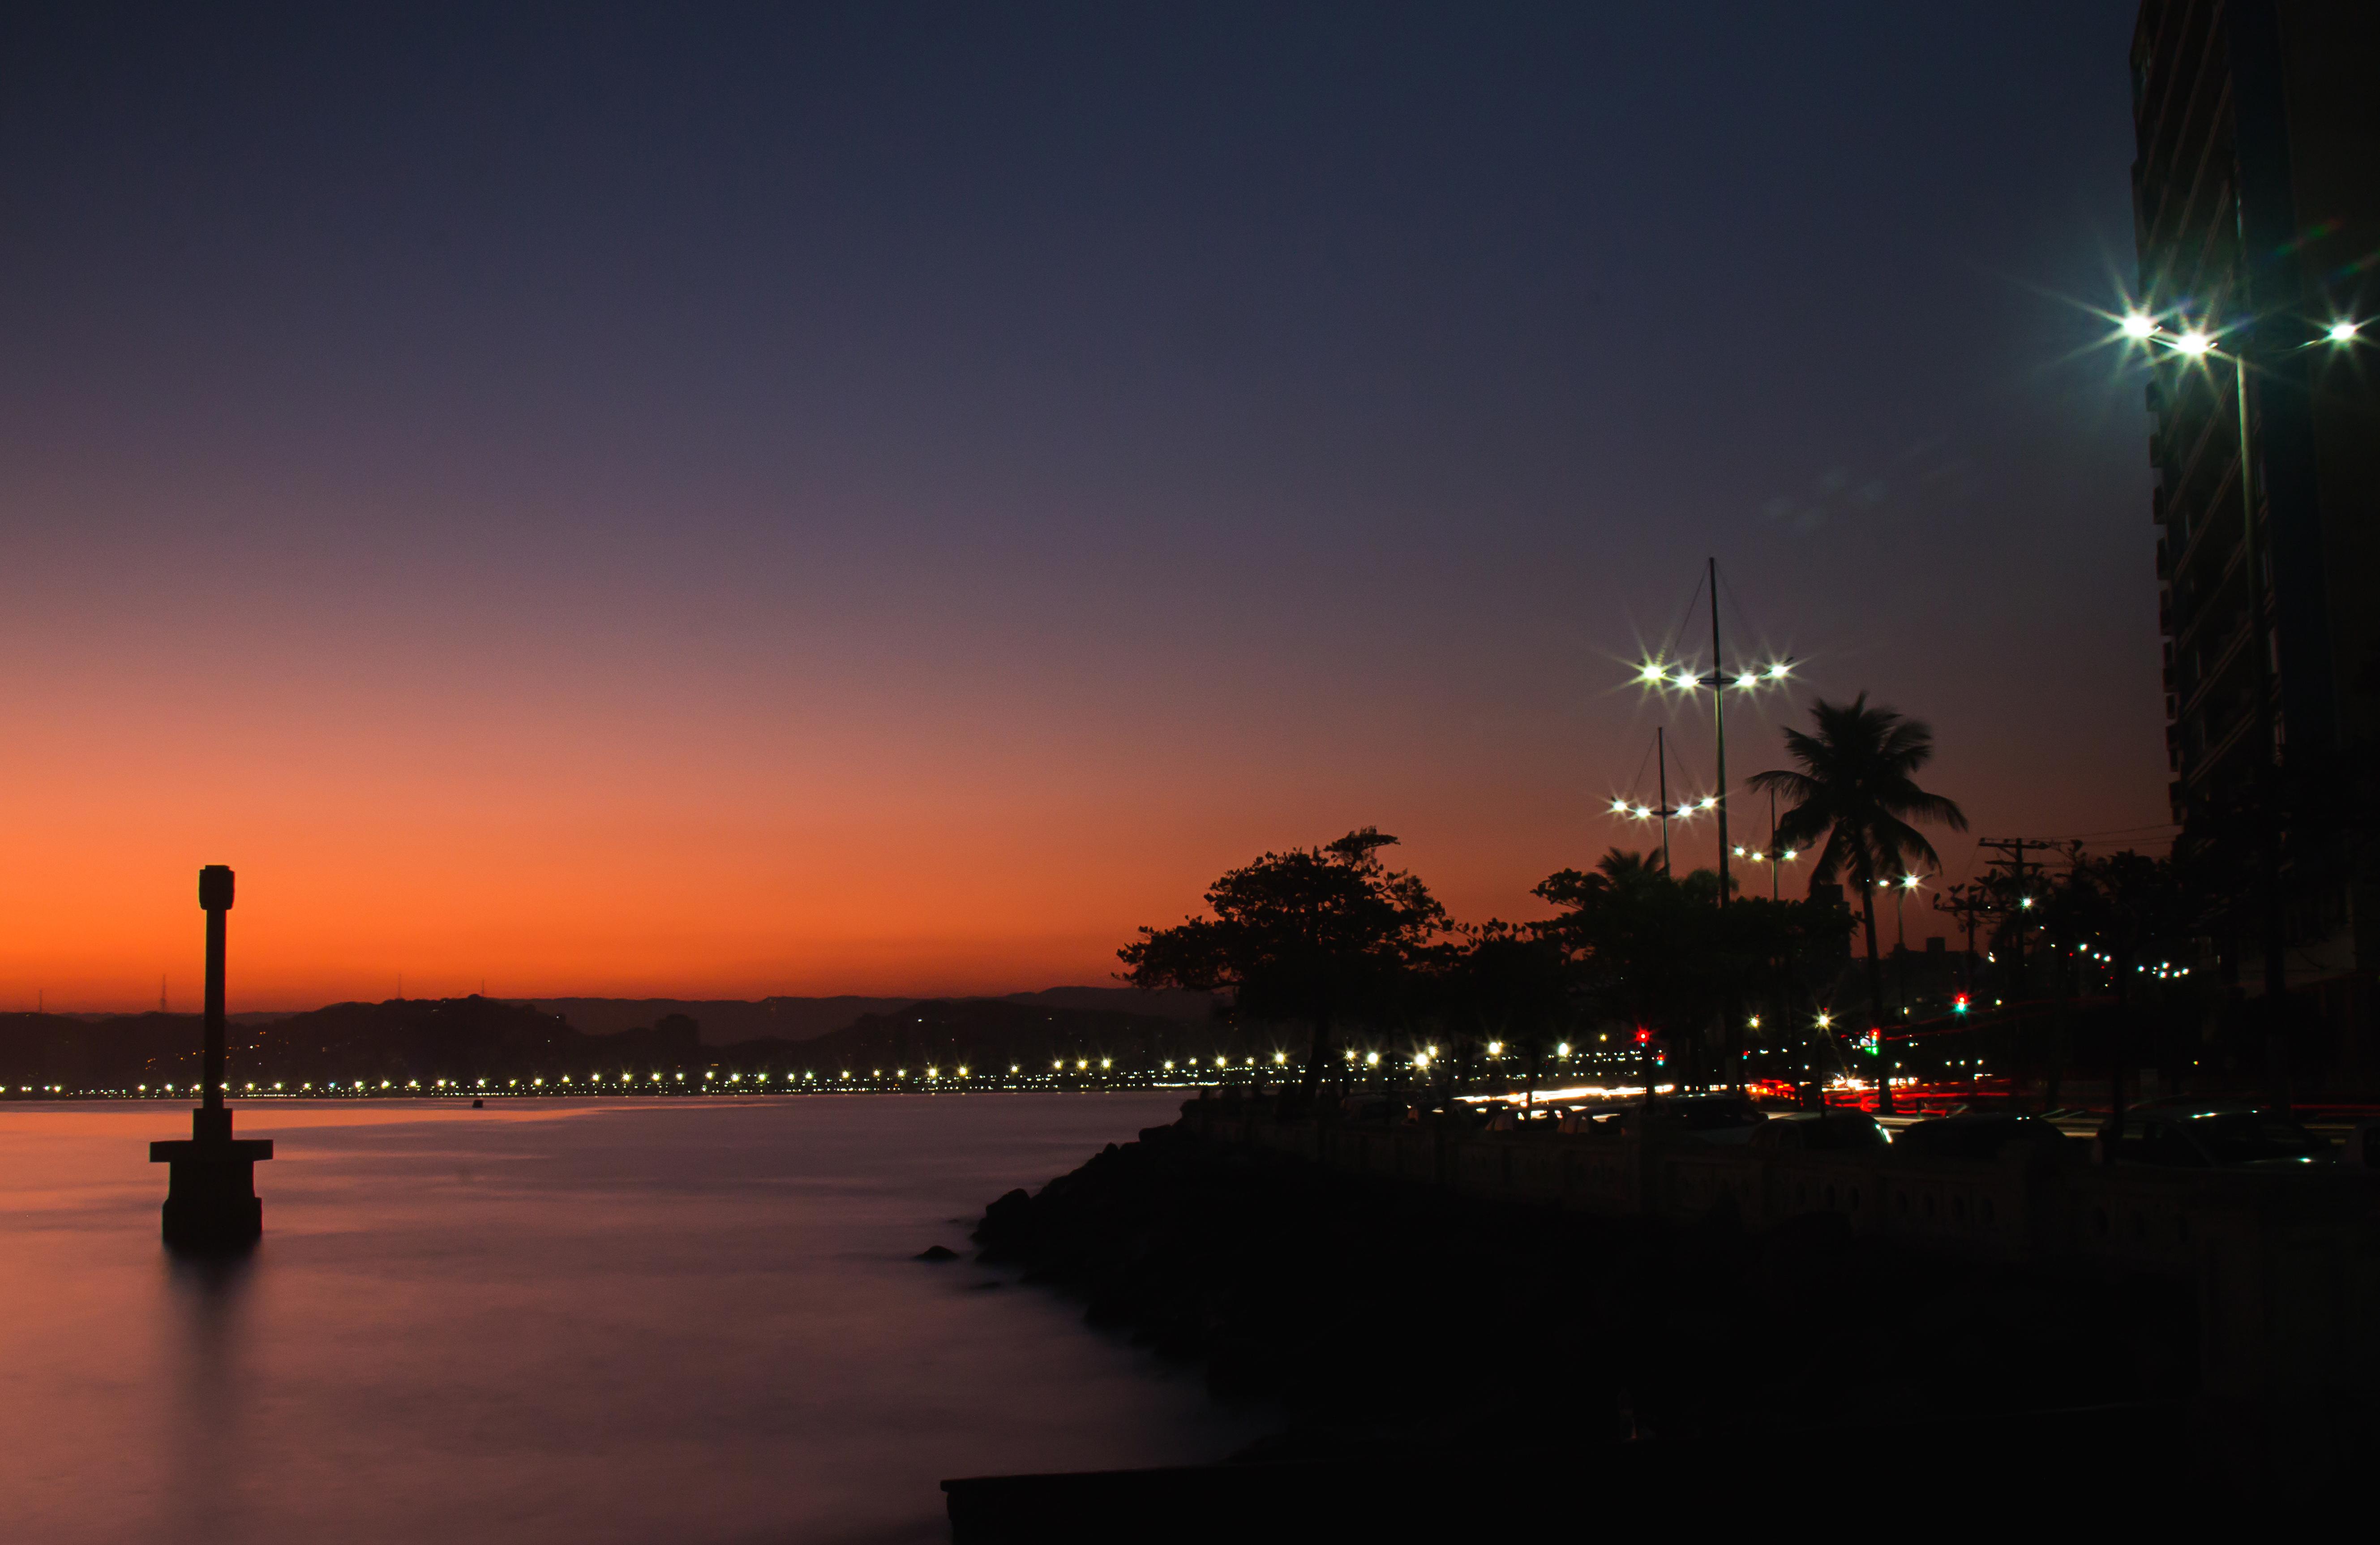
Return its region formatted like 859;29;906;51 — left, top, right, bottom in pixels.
948;1116;2353;1536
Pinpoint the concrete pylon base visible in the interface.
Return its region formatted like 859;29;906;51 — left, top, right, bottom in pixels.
151;1107;272;1251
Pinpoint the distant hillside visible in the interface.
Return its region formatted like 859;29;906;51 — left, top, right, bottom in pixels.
1;988;1228;1091
999;986;1218;1023
516;997;914;1044
4;999;700;1091
766;997;1256;1079
0;1013;199;1090
514;988;1218;1045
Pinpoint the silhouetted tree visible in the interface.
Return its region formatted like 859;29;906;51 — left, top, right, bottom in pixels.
1535;848;1852;1098
2040;850;2199;1129
1443;921;1572;1111
1118;828;1447;1112
1750;695;1967;1113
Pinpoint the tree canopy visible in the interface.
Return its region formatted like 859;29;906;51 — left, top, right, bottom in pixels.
1750;694;1966;1110
1118;828;1446;1103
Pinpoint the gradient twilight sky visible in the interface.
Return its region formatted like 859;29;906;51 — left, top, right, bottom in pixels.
2;3;2165;1009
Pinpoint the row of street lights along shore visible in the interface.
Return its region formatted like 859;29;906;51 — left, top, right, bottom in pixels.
9;1014;2030;1099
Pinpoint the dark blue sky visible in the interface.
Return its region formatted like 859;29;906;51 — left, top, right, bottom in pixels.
0;4;2165;999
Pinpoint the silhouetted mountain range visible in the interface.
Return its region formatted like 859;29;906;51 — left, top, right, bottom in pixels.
513;988;1216;1044
0;988;1227;1091
785;998;1267;1078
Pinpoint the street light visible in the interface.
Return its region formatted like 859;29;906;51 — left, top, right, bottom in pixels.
2121;305;2362;1110
1630;561;1798;901
1893;873;1926;1019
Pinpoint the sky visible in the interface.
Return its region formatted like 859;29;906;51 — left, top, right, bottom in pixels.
0;2;2166;1009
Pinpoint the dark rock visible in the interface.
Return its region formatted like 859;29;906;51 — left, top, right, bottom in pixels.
914;1244;961;1262
972;1116;2203;1463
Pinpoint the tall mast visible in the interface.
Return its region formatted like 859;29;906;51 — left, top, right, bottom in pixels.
1656;726;1672;876
1710;556;1730;905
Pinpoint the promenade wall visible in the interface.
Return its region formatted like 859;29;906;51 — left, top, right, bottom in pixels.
1183;1101;2380;1417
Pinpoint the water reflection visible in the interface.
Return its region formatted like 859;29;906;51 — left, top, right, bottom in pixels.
164;1249;255;1545
2;1096;1266;1545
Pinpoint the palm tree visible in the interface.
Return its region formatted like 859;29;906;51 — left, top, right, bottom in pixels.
1749;695;1966;1114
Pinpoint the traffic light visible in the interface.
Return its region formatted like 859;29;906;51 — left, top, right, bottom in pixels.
1633;1027;1652;1046
1953;993;1969;1015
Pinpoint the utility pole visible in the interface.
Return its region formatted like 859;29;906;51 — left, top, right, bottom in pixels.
1976;838;2062;996
1932;884;1988;994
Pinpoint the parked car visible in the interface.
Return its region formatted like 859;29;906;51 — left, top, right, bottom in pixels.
1893;1112;2074;1162
2100;1099;2330;1168
1747;1109;1889;1151
1611;1094;1769;1144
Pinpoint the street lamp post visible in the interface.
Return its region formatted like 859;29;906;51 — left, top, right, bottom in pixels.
1657;726;1674;875
1706;557;1730;902
2123;309;2360;1109
1630;568;1794;899
1895;873;1923;1022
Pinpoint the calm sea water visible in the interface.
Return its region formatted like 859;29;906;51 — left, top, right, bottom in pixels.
0;1095;1266;1545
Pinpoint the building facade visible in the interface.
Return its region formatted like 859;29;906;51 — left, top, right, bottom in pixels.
2130;0;2380;1063
2133;0;2377;814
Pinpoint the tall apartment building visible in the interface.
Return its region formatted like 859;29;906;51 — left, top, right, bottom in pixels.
2129;0;2380;1037
2132;0;2378;816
